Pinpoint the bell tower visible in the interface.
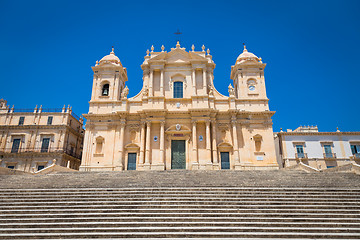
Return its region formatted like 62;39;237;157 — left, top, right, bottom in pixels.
230;45;268;103
90;48;128;103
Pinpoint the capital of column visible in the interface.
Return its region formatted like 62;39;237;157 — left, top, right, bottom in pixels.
146;120;152;127
160;120;165;126
120;119;126;126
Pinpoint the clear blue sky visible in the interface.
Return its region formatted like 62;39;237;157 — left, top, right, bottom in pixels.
1;0;359;132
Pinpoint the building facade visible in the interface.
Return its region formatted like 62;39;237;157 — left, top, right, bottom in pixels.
275;126;360;169
0;99;84;172
80;42;278;171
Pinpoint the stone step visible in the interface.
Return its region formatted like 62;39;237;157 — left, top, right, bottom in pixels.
2;221;360;228
1;226;360;233
1;207;359;214
2;197;358;203
1;204;359;209
1;171;359;239
0;231;359;239
2;212;359;218
1;171;358;189
2;216;359;223
2;193;359;199
1;187;360;192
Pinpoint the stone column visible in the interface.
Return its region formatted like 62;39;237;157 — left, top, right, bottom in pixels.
203;69;207;92
211;120;218;164
192;120;198;167
205;120;211;162
118;120;126;170
145;121;151;167
231;117;240;164
139;121;145;165
160;70;164;96
192;69;196;95
160;120;165;165
149;70;153;97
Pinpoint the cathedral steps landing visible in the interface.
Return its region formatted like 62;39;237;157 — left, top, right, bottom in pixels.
0;170;359;239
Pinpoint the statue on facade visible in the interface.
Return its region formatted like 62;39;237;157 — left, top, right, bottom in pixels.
208;85;214;96
0;99;7;108
142;88;148;98
228;84;235;97
121;86;129;99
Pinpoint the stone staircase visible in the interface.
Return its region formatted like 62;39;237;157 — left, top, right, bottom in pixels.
0;170;359;239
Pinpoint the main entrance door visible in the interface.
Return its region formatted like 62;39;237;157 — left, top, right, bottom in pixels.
220;152;230;169
127;153;137;170
171;140;186;169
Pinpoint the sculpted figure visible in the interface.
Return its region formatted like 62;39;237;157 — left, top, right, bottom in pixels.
122;86;129;99
228;84;235;97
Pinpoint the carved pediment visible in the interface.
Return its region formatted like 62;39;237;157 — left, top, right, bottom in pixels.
149;48;207;64
165;124;191;134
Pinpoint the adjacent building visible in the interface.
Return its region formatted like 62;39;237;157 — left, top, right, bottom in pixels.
275;126;360;169
80;42;278;171
0;99;84;172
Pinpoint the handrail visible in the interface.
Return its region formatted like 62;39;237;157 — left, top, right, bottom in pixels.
323;153;337;159
0;147;82;160
295;153;308;159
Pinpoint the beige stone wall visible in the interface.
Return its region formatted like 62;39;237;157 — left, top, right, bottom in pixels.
80;43;279;171
0;105;84;173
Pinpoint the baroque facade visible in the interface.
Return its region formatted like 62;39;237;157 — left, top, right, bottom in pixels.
275;126;360;169
0;99;84;172
80;42;278;171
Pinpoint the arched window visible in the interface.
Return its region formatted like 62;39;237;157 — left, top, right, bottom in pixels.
102;84;109;96
173;81;183;98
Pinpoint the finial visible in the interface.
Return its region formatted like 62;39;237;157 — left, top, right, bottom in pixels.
191;44;195;52
111;46;114;53
202;45;205;52
207;48;210;55
336;127;340;132
96;60;99;66
146;49;150;56
243;43;247;52
176;41;180;48
161;45;165;52
280;128;283;132
151;45;154;52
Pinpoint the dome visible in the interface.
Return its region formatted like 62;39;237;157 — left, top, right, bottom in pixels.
235;45;260;64
99;48;121;64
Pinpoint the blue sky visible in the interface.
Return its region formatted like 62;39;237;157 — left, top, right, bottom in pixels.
0;0;359;132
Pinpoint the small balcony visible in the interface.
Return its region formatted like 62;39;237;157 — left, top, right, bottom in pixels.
295;153;308;159
0;147;82;160
324;153;336;159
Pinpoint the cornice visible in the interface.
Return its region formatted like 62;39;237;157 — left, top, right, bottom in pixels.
277;131;360;136
0;125;67;130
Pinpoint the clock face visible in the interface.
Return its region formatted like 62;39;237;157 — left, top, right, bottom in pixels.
249;85;255;91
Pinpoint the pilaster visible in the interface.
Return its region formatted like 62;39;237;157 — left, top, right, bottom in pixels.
211;120;219;169
144;121;151;170
191;120;199;169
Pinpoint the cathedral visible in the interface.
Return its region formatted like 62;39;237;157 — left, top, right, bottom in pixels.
80;42;278;171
